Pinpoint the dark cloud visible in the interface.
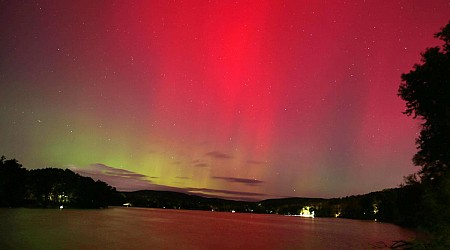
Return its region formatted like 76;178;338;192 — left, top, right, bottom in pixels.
184;187;267;200
78;163;148;178
212;176;264;185
68;163;156;191
193;163;208;167
205;151;232;159
187;187;265;197
68;163;271;201
247;160;265;165
103;167;148;178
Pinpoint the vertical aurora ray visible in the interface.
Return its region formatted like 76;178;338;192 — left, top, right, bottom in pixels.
1;0;449;199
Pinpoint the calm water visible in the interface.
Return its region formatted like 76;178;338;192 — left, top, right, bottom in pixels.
0;207;419;249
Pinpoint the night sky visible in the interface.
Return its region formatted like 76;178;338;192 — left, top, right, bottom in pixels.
1;1;449;200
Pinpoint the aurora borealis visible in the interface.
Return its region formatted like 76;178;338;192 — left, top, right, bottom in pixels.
1;1;449;200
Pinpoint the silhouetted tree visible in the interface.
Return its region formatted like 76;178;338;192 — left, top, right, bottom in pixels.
399;21;450;246
0;156;118;208
399;21;450;182
27;168;117;208
0;156;27;206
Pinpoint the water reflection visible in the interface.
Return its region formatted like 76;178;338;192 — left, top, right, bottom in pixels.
0;207;419;249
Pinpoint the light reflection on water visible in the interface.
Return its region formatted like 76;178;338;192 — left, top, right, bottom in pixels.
0;207;419;249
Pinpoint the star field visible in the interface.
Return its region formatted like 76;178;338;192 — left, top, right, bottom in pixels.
1;0;449;200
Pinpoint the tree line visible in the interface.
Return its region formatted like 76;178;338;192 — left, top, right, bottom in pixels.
397;20;450;247
0;156;119;208
119;187;423;229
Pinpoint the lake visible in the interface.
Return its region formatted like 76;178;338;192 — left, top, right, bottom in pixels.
0;207;419;249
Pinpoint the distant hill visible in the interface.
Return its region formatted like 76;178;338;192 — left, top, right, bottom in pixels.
119;190;256;212
119;186;420;228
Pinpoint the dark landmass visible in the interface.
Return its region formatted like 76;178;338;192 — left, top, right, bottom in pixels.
0;156;118;209
117;186;421;228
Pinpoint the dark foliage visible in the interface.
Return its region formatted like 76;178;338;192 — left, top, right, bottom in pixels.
399;21;450;182
0;156;118;208
0;156;27;207
399;20;450;247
